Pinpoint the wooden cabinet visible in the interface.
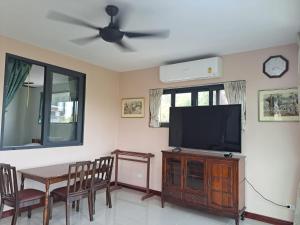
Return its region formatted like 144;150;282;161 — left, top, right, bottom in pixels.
161;150;245;225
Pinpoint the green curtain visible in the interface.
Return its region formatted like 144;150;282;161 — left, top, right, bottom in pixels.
5;58;32;108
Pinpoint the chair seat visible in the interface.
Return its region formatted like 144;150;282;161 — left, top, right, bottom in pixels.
87;178;108;189
18;189;44;202
51;185;90;199
51;186;68;198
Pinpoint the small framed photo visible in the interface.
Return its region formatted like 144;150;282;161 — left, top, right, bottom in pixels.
121;98;145;118
258;88;299;122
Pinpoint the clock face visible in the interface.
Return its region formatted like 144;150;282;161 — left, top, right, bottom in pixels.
263;56;288;78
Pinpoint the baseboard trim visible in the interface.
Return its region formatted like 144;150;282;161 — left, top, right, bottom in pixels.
1;183;294;225
244;211;293;225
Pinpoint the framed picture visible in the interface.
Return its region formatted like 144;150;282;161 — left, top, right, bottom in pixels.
258;88;299;122
121;98;145;118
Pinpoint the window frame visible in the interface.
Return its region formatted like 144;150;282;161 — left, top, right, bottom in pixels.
0;53;86;151
160;84;224;127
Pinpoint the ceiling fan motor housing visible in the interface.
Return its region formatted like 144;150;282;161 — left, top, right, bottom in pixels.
100;27;124;43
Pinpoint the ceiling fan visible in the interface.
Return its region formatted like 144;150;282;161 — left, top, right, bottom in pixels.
47;5;170;51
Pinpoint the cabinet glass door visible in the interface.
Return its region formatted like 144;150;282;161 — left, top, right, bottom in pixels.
166;158;181;188
185;159;205;192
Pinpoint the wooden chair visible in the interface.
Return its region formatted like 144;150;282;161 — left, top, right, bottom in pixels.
49;161;94;225
0;163;44;225
91;156;114;213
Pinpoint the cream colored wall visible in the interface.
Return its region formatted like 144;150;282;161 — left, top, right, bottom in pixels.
0;35;120;191
117;44;300;222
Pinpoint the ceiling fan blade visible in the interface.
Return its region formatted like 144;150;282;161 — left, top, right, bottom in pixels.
70;34;101;45
124;30;170;39
47;11;100;30
115;41;134;52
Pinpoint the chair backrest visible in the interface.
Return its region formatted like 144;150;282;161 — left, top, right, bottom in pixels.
0;163;18;202
66;161;93;195
93;157;114;183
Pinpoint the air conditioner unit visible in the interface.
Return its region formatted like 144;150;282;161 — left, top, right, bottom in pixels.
159;57;223;83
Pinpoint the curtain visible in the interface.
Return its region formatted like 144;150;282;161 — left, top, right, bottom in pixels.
5;58;32;108
224;80;246;130
149;88;163;128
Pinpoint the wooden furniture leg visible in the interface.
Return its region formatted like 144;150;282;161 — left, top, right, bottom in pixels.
141;157;154;200
235;215;240;225
0;199;3;219
111;153;121;191
18;175;25;217
43;182;50;225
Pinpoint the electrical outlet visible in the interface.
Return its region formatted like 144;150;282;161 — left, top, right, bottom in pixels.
287;204;295;210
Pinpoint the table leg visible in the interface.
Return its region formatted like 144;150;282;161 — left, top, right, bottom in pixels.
111;153;122;191
19;174;25;216
43;182;50;225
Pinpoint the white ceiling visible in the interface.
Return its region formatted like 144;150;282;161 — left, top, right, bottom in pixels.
1;0;300;72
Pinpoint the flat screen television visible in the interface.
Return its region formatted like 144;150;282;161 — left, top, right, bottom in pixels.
169;105;241;153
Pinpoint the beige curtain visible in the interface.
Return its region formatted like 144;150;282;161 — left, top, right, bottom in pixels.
224;80;246;130
149;88;163;128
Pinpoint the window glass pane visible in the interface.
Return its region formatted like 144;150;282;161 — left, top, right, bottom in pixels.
220;90;229;105
213;91;217;105
48;72;78;142
175;93;191;107
159;94;171;123
197;91;209;106
2;59;44;147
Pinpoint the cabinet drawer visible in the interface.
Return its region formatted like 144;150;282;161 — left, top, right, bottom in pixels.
183;192;207;206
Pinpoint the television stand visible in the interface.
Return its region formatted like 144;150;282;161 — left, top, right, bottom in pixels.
161;149;245;225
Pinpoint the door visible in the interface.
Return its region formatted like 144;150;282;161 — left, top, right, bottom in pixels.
208;160;237;211
183;157;207;206
163;154;182;200
183;157;205;193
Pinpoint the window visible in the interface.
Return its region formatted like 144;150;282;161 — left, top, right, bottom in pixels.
175;93;191;107
198;91;209;106
159;84;227;126
1;54;85;150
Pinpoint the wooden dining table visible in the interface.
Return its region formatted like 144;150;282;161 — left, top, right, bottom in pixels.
18;163;72;225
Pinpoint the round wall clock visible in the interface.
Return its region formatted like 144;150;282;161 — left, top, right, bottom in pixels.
263;55;289;78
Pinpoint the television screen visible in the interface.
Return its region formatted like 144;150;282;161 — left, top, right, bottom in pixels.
169;105;241;153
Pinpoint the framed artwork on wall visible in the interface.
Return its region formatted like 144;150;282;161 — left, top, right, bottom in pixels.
121;98;145;118
258;88;299;122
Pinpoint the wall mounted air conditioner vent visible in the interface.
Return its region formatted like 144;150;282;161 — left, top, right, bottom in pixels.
159;57;223;83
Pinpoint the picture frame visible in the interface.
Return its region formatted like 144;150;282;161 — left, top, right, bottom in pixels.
258;88;299;122
121;98;145;118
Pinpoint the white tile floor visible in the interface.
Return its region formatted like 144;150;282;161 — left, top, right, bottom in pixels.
0;188;269;225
